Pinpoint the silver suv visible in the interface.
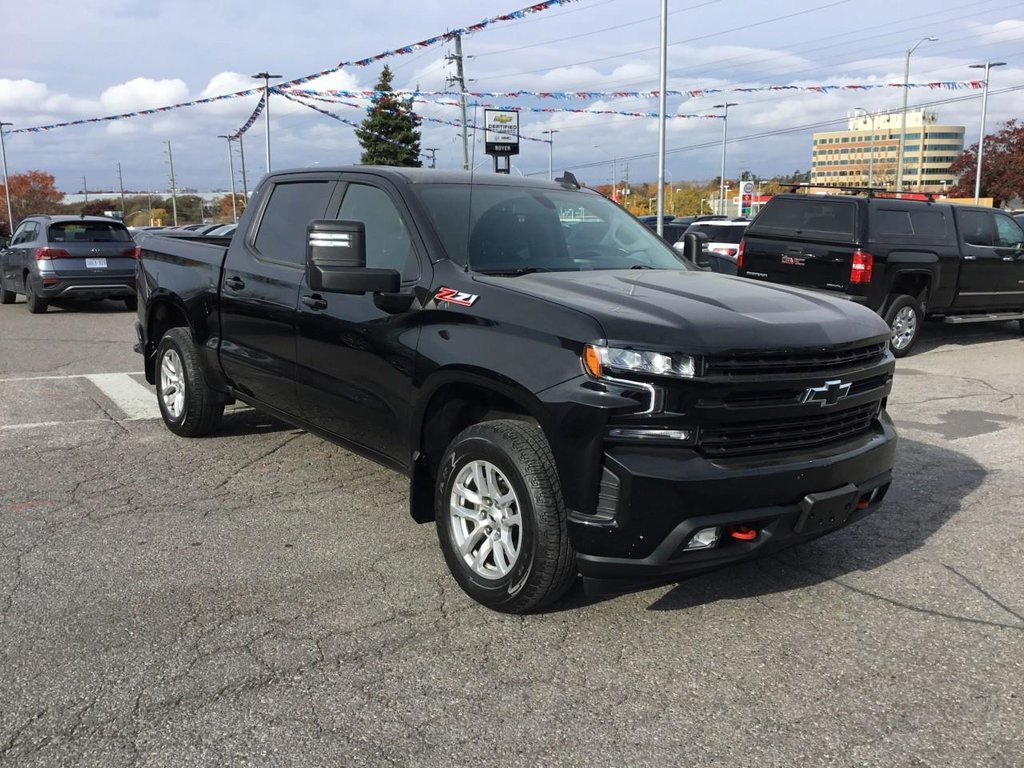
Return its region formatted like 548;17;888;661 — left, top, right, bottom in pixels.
0;214;138;313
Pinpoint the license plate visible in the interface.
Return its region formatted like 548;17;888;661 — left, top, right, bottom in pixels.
85;258;107;269
795;484;859;534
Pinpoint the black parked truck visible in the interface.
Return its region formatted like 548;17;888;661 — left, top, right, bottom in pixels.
738;191;1024;356
135;167;898;613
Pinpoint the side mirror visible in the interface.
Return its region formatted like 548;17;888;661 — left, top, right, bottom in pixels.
306;219;400;295
681;231;711;270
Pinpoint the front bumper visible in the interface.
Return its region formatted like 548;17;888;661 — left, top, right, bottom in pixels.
571;412;897;580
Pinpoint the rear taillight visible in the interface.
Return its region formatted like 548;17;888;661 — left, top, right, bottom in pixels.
850;250;873;284
737;237;746;270
34;247;72;260
122;246;140;259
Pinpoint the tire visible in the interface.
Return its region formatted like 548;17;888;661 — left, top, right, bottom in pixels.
124;295;138;311
24;277;47;314
0;278;15;305
155;327;225;437
883;294;922;358
435;419;576;613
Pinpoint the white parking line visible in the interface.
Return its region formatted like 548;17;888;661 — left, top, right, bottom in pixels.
85;373;161;421
0;418;112;432
0;372;140;383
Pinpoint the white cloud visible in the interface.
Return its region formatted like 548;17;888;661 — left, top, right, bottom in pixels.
971;19;1024;44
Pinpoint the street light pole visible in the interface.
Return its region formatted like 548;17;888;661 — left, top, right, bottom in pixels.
117;162;126;219
968;61;1006;205
714;103;738;216
541;129;559;180
251;71;282;174
853;107;877;187
896;36;937;193
0;121;14;235
217;135;238;223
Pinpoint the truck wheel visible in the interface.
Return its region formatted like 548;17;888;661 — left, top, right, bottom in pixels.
435;420;576;613
0;279;15;305
24;277;47;314
884;295;922;358
155;327;224;437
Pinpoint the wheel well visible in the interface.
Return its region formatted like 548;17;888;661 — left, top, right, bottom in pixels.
144;301;191;383
410;383;538;523
889;272;930;308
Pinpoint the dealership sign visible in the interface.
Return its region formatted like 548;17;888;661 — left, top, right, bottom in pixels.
484;109;520;156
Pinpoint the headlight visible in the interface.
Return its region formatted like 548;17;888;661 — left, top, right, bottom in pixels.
583;344;696;379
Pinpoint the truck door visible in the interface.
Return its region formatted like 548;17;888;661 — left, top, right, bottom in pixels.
955;208;1024;309
294;179;424;469
219;174;337;416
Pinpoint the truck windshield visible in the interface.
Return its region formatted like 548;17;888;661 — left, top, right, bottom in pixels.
412;183;690;274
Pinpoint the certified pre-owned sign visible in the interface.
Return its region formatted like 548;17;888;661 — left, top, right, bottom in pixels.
484;109;520;156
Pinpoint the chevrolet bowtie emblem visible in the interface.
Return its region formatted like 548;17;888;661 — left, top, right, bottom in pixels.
803;379;852;407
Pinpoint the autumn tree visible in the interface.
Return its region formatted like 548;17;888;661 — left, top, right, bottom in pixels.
217;194;246;220
355;65;422;167
0;170;63;235
946;120;1024;206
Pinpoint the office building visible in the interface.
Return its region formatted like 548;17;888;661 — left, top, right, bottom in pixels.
810;110;964;192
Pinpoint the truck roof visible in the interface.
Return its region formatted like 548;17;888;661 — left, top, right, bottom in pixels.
265;165;587;191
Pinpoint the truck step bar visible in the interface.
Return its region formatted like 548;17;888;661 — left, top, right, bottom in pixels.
942;312;1024;324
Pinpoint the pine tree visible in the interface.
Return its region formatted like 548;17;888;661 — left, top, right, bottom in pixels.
355;65;422;167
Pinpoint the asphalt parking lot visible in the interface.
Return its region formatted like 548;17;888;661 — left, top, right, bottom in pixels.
1;298;1022;767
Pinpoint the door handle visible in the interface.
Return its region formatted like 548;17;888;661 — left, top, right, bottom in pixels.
224;276;245;290
301;294;328;311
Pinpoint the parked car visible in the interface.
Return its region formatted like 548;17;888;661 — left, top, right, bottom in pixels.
0;214;138;313
738;193;1024;356
641;219;688;246
205;223;237;237
675;219;751;274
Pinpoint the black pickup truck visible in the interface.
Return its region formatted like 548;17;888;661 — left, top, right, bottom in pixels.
135;167;897;612
738;193;1024;356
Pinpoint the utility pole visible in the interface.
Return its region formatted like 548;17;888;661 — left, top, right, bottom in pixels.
423;147;439;168
166;141;178;226
83;177;88;206
116;162;126;219
446;34;470;171
0;121;13;236
218;135;238;223
238;133;249;199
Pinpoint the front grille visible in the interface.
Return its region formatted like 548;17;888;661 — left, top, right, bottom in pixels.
704;341;887;377
701;402;880;458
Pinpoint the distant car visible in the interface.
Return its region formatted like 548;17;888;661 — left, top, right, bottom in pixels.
0;214;138;313
641;220;688;246
205;223;237;237
675;219;751;274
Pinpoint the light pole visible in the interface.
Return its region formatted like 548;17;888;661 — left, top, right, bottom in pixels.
251;71;282;174
217;135;238;223
0;121;13;236
896;36;937;192
852;107;877;187
541;129;559;180
968;61;1006;205
714;103;737;216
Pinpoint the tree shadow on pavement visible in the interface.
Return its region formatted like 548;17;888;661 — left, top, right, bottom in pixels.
548;437;984;613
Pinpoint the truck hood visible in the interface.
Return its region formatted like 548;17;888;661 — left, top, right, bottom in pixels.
481;269;889;352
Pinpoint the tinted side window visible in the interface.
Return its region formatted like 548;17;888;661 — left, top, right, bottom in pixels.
959;210;994;247
10;222;33;245
873;208;949;240
335;184;419;280
253;181;334;265
993;214;1024;247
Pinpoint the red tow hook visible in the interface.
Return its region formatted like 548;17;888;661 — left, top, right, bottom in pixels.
856;498;870;510
727;525;758;541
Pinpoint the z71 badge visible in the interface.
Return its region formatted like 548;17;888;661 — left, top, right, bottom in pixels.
434;287;479;306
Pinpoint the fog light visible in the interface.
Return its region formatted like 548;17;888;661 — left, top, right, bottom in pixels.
685;526;720;551
606;427;696;443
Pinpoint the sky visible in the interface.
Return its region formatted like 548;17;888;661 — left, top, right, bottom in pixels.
0;0;1021;196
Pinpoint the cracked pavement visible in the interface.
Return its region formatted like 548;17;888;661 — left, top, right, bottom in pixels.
1;302;1023;766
